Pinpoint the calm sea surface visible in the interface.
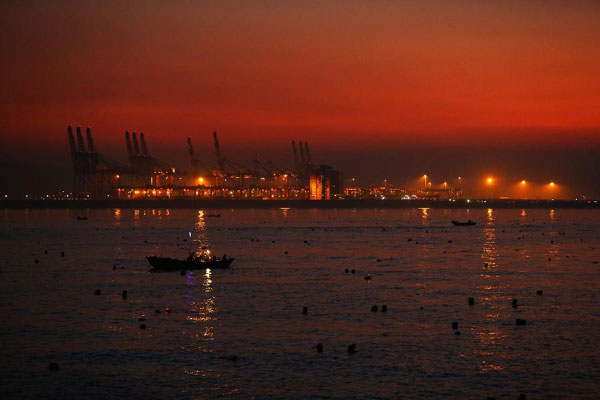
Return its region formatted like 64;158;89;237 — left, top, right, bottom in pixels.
1;208;599;399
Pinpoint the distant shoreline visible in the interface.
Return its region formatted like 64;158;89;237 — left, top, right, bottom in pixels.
1;199;598;209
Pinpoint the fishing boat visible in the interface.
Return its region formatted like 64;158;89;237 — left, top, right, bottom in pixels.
452;220;476;226
147;254;234;271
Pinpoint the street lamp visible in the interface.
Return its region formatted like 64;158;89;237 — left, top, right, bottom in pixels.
486;177;493;198
423;174;428;189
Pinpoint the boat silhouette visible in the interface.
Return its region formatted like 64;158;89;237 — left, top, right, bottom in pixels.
451;220;476;226
147;254;234;271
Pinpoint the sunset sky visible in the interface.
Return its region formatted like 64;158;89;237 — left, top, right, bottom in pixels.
1;1;599;196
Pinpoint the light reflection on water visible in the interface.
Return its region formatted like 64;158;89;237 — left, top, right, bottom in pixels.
475;208;506;372
185;211;216;338
0;208;599;399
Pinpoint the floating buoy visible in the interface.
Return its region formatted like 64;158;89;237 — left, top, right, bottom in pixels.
454;331;461;335
516;319;527;326
60;251;64;257
351;269;356;274
122;290;128;299
113;265;116;270
138;317;146;321
302;306;308;315
407;238;412;242
371;305;378;312
376;259;381;262
140;324;146;330
382;305;387;312
468;297;475;305
34;259;39;264
536;290;543;295
512;299;518;308
364;274;371;281
230;355;238;362
448;240;452;243
272;240;275;243
347;344;356;354
452;322;458;330
345;268;348;273
284;251;288;254
155;309;161;314
95;289;101;295
317;343;323;353
518;393;527;400
48;362;60;371
44;250;48;255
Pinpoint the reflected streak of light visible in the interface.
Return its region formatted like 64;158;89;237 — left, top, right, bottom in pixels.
482;209;498;269
476;207;506;372
419;207;429;220
185;211;217;342
204;268;213;293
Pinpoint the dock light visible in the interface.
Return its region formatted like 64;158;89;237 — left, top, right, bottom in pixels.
198;177;204;185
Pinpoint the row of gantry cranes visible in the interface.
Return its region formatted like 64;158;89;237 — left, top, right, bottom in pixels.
67;126;343;199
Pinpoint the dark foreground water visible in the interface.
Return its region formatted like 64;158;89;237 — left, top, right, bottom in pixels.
1;208;599;399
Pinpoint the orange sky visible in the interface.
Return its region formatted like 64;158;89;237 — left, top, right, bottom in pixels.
1;1;599;147
0;1;599;196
